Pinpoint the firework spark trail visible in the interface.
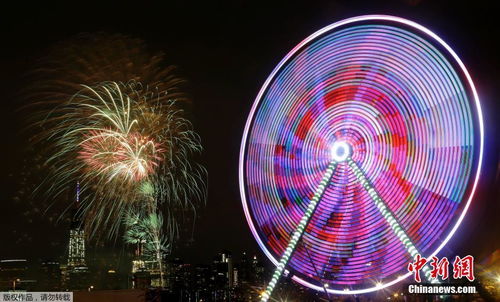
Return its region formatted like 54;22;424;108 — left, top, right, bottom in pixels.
26;33;189;107
33;81;207;241
124;208;169;284
24;35;206;286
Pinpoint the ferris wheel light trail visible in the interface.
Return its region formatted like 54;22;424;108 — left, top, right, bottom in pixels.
261;155;436;301
346;157;438;284
260;160;338;302
241;14;483;298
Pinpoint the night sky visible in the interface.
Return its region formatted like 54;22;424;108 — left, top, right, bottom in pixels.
0;0;498;269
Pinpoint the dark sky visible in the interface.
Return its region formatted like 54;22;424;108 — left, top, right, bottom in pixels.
0;0;498;268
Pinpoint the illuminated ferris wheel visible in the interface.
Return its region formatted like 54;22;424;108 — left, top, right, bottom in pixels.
239;15;483;300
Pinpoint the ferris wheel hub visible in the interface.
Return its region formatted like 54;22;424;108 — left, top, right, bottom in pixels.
331;141;351;162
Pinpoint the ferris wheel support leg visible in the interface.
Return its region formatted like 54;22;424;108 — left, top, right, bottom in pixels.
260;160;338;302
347;157;438;284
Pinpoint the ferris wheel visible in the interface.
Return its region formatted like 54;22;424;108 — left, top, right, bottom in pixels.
239;15;483;300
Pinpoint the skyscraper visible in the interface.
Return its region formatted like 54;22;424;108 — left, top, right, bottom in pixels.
39;260;61;290
63;182;89;290
68;182;86;268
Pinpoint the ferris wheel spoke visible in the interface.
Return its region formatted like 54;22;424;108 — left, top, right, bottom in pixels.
302;241;332;300
346;157;437;283
260;160;338;302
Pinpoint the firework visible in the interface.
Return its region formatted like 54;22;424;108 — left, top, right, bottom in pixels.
26;33;188;106
33;81;206;240
124;209;169;284
22;35;206;288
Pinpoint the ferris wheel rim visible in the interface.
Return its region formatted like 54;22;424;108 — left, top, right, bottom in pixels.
238;14;484;295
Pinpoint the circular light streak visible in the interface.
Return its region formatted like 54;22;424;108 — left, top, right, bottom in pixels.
239;15;483;295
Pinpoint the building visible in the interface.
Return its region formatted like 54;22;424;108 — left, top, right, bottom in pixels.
232;252;267;301
39;260;61;290
129;227;166;288
0;259;28;291
64;182;90;290
68;183;86;268
131;258;166;289
192;264;211;301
